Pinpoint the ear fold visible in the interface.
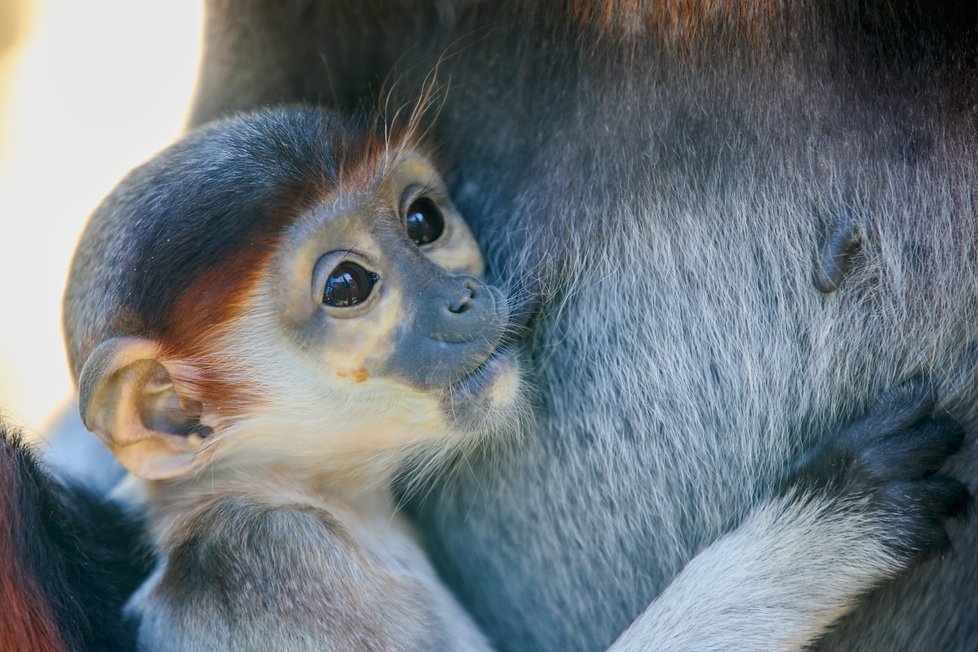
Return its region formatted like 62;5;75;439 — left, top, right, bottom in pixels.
79;337;208;480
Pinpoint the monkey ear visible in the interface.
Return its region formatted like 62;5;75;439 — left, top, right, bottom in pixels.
78;337;206;480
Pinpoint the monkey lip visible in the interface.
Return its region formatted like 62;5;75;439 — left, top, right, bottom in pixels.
448;344;516;399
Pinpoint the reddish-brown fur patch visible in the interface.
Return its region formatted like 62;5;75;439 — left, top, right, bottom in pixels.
336;128;396;194
569;0;782;43
157;232;278;413
0;440;67;652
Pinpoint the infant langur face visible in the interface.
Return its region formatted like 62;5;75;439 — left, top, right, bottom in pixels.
214;151;524;467
73;109;526;481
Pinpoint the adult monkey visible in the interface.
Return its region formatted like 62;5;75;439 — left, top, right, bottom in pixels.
101;1;978;650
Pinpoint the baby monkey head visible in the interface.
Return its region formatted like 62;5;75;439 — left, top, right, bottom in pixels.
65;108;526;483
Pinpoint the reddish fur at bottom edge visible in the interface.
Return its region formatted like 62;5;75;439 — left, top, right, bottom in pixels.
567;0;784;43
0;437;67;652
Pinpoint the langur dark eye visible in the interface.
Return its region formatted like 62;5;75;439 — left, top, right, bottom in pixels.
323;262;378;307
405;197;445;245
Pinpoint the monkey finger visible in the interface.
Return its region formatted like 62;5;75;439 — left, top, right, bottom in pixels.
855;414;966;480
847;378;939;446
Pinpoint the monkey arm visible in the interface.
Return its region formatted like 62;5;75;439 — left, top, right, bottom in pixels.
609;381;967;652
610;496;908;651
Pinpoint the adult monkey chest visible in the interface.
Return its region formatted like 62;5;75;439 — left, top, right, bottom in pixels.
191;2;978;650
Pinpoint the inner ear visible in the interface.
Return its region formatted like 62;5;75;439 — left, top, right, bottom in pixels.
136;360;203;437
136;361;203;436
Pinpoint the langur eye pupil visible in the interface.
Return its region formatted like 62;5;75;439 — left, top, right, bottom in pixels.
323;262;377;307
405;197;445;245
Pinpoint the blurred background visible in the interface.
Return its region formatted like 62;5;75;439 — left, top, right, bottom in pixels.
0;0;203;436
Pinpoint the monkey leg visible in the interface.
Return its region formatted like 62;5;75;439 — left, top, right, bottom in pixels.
0;420;151;651
608;380;967;652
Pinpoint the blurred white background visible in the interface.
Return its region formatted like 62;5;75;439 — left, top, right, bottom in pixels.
0;0;203;435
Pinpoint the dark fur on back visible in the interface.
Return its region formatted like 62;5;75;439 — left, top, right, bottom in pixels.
0;420;150;651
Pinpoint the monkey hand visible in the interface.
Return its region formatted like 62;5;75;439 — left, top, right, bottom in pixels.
787;378;969;566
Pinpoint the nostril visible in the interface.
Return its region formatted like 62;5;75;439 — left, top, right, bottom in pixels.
448;297;472;314
449;281;477;314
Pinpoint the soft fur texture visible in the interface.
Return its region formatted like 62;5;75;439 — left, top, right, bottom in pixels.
127;483;492;652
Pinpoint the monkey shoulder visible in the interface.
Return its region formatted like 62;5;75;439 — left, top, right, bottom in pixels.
132;495;443;652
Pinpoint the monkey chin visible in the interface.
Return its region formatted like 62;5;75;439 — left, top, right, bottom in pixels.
439;345;527;436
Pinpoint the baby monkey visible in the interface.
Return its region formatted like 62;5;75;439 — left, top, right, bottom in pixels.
66;108;519;650
62;107;967;651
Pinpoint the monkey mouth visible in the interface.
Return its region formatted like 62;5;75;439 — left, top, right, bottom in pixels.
438;285;524;409
447;343;518;402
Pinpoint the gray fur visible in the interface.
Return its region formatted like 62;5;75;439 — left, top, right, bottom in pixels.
178;3;978;651
127;490;489;652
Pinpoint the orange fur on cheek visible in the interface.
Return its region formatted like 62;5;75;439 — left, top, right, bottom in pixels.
155;239;278;412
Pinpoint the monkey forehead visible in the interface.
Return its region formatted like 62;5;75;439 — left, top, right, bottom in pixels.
286;150;447;235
